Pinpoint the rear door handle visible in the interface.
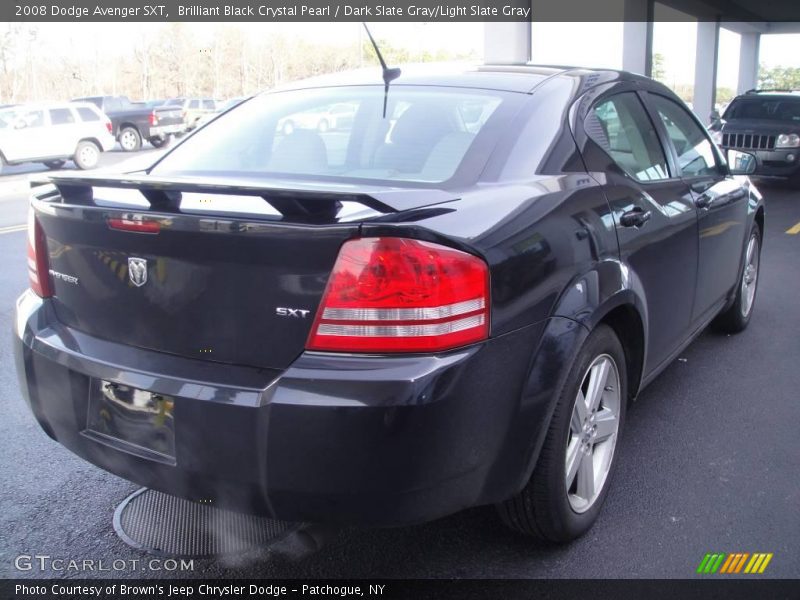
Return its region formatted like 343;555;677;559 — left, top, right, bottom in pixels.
619;207;652;228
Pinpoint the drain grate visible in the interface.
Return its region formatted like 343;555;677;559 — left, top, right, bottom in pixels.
113;488;302;557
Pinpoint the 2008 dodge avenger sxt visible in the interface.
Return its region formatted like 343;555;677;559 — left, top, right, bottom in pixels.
14;65;763;542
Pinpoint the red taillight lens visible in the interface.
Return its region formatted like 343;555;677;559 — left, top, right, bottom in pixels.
105;120;112;133
107;217;160;234
307;238;490;353
149;110;158;126
27;209;53;298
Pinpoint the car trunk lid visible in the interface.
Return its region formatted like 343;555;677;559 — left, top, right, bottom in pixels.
33;173;456;370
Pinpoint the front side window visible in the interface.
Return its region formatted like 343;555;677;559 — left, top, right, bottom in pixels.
650;95;719;178
587;92;670;182
2;109;45;129
153;86;515;184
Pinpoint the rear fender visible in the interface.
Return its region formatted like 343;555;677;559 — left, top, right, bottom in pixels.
499;260;649;492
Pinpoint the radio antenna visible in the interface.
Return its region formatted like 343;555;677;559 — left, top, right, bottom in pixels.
362;23;401;118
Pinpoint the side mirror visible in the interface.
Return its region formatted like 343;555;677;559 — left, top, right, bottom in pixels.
727;149;756;175
709;110;722;127
13;119;27;129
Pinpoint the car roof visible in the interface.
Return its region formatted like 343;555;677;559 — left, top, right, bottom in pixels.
270;63;655;95
738;91;800;100
2;101;98;111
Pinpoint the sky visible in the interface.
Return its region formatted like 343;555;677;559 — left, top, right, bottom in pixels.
24;20;800;91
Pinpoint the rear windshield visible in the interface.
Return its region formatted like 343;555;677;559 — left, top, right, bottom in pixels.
724;97;800;122
152;85;518;184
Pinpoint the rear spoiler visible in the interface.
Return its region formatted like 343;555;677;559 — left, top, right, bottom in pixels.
35;173;458;222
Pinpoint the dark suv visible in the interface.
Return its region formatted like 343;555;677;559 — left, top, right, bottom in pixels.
710;90;800;186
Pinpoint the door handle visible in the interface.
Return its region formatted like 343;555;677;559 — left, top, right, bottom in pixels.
619;207;652;228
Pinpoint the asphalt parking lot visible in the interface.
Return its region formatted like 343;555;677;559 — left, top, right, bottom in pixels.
0;164;797;579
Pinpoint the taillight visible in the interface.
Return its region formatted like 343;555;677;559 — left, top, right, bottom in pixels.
27;208;53;298
307;237;489;353
105;120;112;133
149;110;158;126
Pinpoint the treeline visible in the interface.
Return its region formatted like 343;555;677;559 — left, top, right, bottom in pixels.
0;23;476;103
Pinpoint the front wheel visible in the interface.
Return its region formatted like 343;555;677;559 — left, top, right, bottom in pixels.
497;324;627;542
712;223;761;333
118;126;142;152
73;141;100;170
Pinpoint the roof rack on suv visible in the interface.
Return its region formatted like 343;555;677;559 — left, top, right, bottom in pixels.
744;88;800;95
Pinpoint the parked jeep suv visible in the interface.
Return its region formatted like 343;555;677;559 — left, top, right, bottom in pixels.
0;102;115;170
710;90;800;186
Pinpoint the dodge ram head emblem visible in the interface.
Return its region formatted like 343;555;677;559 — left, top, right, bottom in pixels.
128;257;148;287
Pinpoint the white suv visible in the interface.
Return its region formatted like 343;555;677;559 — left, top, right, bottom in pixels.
0;102;115;171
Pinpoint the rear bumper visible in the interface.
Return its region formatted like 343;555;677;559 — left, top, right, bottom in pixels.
13;291;545;526
98;134;116;152
146;122;185;138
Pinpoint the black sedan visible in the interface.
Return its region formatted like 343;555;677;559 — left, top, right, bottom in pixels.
14;65;763;543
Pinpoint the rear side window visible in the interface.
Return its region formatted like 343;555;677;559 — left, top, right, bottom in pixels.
587;92;670;182
650;95;719;178
202;99;215;109
49;108;75;125
153;86;516;184
189;100;200;109
76;107;100;122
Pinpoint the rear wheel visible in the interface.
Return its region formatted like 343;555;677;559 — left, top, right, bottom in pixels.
43;160;66;170
119;126;142;152
497;324;627;542
712;223;761;333
149;135;171;149
73;141;100;170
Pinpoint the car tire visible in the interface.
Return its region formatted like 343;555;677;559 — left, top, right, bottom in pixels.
149;135;171;149
119;126;142;152
43;160;66;170
711;223;761;334
282;120;295;136
497;324;627;542
73;141;100;170
317;119;329;133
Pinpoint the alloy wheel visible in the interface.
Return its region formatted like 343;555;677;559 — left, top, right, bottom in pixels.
78;145;98;168
120;130;138;151
565;354;621;513
740;235;759;318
